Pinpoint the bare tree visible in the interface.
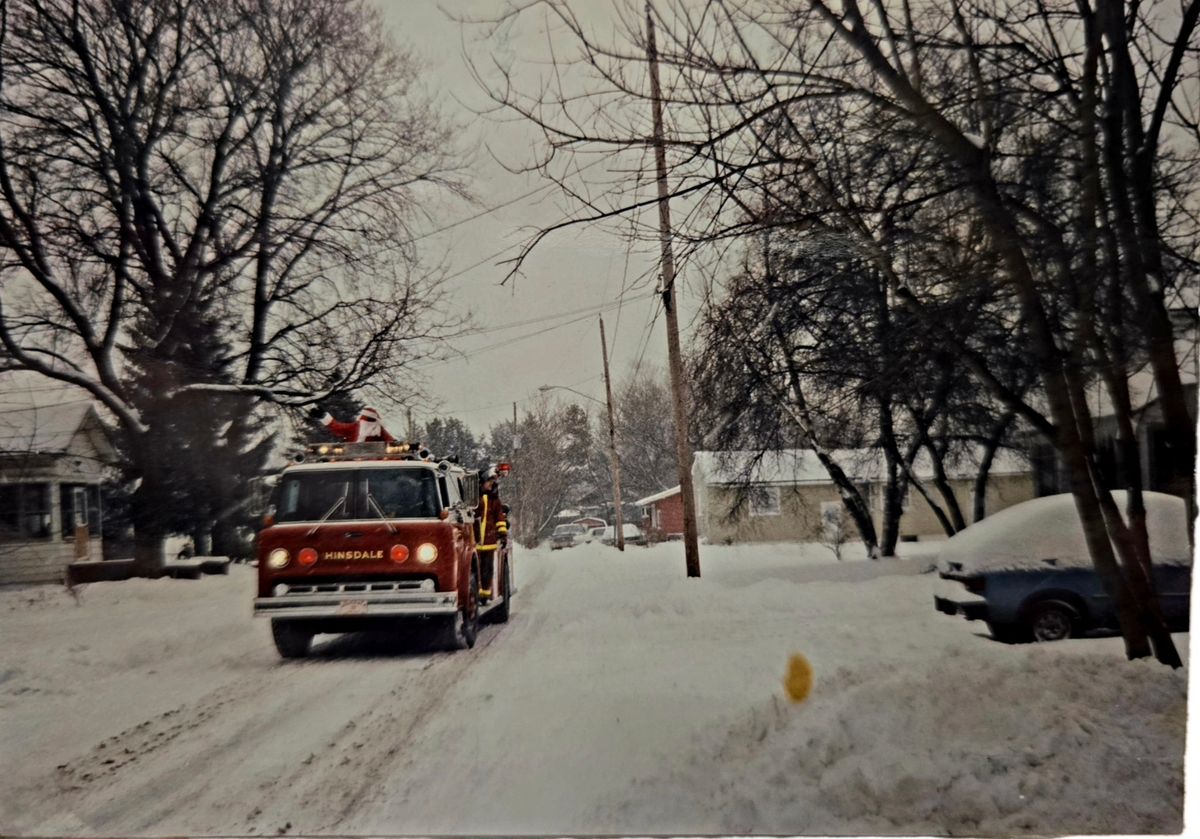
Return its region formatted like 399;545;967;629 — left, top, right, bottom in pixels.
485;398;593;547
0;0;464;572
467;0;1196;664
613;365;678;500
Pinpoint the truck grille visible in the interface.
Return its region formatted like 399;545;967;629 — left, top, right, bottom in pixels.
280;580;430;596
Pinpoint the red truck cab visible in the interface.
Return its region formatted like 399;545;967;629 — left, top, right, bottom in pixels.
253;441;512;658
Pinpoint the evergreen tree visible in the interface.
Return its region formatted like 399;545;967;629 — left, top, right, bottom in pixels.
419;417;481;466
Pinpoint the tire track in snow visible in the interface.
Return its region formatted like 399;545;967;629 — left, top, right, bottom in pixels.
304;626;511;832
16;554;555;836
23;637;468;834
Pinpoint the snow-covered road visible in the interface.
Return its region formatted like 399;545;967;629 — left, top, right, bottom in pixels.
1;541;1188;835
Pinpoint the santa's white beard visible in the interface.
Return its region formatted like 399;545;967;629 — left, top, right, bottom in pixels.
357;419;381;440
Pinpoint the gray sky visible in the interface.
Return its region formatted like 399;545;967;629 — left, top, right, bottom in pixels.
380;1;681;435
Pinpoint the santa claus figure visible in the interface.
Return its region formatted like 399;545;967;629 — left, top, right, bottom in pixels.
308;405;395;443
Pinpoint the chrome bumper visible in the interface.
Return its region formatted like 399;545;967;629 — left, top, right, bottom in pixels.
254;590;459;619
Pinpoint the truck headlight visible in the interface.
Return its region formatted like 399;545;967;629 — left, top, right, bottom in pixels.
267;548;290;569
416;543;438;563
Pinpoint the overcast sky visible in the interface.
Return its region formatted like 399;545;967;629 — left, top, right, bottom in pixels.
379;1;688;436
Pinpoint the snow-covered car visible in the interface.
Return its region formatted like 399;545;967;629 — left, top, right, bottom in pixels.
599;523;646;547
935;491;1191;642
550;523;585;550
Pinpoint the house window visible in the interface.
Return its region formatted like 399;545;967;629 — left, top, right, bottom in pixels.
0;483;51;540
749;485;781;517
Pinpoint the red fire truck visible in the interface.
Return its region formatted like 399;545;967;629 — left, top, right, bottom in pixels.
253;441;513;658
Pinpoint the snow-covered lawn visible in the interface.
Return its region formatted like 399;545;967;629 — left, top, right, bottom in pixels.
0;540;1188;836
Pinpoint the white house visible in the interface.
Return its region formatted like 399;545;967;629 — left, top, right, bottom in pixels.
691;447;1034;545
0;402;118;585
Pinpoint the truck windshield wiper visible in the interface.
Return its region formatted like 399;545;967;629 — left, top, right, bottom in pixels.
365;490;397;534
305;492;348;538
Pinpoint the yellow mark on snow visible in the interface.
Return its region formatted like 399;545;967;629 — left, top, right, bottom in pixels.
783;653;813;703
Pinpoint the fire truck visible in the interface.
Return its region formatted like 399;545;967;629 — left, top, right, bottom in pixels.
253;441;513;658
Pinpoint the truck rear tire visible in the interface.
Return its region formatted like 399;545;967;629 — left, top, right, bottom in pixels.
492;555;512;624
271;620;313;659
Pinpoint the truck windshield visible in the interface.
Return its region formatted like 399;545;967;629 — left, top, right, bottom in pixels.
363;469;442;519
276;472;353;524
274;468;442;522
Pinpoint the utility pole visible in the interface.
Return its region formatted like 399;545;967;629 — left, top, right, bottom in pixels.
406;407;415;442
512;401;520;545
599;315;626;551
646;2;701;577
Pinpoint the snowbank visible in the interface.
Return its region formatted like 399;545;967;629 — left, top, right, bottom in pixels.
0;541;1188;836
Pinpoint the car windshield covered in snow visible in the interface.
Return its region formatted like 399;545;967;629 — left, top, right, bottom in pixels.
275;468;442;522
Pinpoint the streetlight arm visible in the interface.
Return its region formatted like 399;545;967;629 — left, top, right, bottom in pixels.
537;384;605;406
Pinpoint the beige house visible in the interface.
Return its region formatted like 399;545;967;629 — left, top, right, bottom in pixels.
692;448;1034;545
0;402;117;585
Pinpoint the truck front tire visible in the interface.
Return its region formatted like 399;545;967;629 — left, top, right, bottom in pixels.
271;620;313;659
442;565;479;650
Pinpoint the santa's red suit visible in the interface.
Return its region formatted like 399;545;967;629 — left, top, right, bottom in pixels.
317;406;395;443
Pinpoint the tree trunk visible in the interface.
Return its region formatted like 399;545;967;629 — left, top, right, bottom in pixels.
132;529;167;577
211;519;241;560
877;398;902;557
924;439;967;532
191;526;212;557
973;412;1014;523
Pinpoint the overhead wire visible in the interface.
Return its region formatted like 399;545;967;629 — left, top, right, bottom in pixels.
416;289;657;370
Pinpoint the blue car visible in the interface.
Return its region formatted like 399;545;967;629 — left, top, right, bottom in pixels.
934;492;1191;642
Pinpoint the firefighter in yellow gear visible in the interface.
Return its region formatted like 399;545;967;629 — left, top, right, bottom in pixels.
475;466;508;600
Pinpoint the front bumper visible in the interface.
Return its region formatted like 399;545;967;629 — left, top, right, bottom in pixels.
934;595;989;622
254;589;459;619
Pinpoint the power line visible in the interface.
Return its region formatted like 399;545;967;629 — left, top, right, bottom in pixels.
473;290;655;336
419;290;656;370
408;155;610;245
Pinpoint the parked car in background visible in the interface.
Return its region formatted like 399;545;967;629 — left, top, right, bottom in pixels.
580;525;606;543
599;523;646;547
551;523;586;550
935;491;1191;642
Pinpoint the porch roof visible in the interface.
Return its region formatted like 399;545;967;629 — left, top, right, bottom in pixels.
634;485;681;507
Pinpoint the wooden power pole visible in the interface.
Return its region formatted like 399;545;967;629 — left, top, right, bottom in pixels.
512;401;520;544
599;315;626;551
646;2;701;577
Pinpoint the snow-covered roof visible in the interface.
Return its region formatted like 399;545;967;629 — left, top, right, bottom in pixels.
693;446;1030;487
939;491;1192;574
635;485;681;507
0;401;115;459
